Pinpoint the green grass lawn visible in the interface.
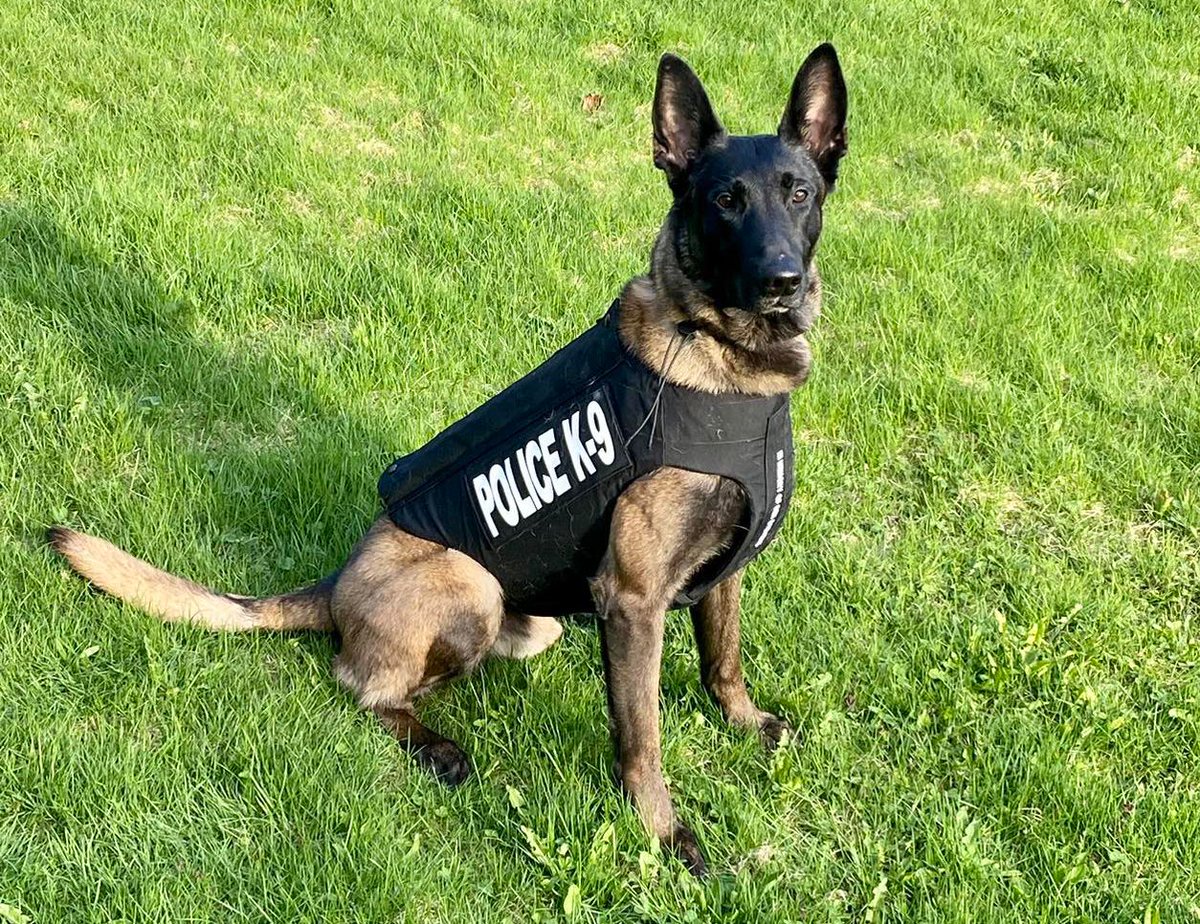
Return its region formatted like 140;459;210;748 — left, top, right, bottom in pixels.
2;0;1199;920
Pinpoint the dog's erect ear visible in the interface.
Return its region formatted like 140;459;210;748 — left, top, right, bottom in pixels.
653;54;725;191
779;43;848;187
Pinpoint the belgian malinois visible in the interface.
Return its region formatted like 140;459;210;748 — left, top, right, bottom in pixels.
50;44;848;875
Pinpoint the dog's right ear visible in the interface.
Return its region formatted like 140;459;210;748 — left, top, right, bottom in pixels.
652;54;725;191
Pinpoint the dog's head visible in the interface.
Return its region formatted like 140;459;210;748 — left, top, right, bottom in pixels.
652;45;847;322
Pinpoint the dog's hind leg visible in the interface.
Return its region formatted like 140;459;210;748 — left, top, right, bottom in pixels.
331;517;505;786
490;612;563;659
372;704;472;786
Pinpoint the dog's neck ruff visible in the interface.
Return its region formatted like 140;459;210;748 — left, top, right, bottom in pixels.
379;298;795;616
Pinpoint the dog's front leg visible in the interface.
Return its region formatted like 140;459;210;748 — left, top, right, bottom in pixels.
597;596;707;874
592;468;744;877
690;571;793;749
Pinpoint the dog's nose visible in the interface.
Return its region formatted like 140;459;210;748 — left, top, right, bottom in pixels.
763;271;802;298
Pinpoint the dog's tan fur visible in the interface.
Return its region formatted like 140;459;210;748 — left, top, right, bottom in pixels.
618;257;822;396
47;527;330;631
51;46;848;875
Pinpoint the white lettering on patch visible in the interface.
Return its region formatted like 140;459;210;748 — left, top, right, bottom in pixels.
490;462;520;529
562;410;596;482
471;394;624;540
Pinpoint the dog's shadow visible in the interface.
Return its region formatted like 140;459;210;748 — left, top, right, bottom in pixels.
7;202;629;798
5;204;385;556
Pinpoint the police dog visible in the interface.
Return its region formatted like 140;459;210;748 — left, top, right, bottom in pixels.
50;45;848;876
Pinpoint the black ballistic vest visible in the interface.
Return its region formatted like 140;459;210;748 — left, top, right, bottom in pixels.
379;301;795;617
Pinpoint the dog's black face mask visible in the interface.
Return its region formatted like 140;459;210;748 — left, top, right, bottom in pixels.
653;45;848;320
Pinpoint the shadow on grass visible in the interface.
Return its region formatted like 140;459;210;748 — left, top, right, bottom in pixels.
3;201;628;808
2;202;386;536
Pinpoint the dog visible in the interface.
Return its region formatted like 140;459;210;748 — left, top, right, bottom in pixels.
49;44;848;876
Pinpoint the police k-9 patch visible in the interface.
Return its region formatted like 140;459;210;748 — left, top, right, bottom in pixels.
468;387;631;545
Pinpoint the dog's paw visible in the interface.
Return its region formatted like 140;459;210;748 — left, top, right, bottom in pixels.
668;821;709;878
490;614;563;659
758;713;795;752
416;741;473;787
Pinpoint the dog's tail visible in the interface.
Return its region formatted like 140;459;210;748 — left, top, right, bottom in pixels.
47;526;335;632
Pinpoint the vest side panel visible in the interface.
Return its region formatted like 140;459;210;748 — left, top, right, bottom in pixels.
661;393;794;607
382;338;665;617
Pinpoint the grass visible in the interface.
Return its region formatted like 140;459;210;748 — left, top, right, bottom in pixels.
2;0;1199;920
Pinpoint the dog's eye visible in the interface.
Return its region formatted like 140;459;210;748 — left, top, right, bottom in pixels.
792;188;809;204
715;192;735;210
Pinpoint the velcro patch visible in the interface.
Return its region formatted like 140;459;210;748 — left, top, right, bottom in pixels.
467;386;631;546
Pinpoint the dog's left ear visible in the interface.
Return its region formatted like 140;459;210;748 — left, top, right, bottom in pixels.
779;43;848;188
